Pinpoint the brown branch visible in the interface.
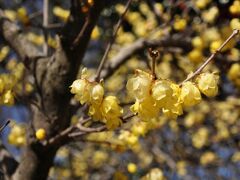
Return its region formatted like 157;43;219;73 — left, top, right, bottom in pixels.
44;126;75;146
0;10;41;60
101;34;192;79
69;113;136;139
148;48;159;79
0;143;18;178
47;112;136;146
72;18;89;47
43;0;49;56
0;120;10;133
180;29;239;85
69;125;106;137
152;145;176;170
95;0;133;81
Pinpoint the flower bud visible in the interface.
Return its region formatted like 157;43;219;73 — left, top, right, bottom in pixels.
151;80;173;107
91;84;104;105
180;81;202;107
126;71;152;101
36;128;46;140
197;73;219;97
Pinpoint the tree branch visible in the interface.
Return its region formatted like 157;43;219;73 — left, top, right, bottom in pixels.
0;144;18;179
0;10;41;60
0;120;10;133
101;34;192;79
95;0;133;81
180;29;239;85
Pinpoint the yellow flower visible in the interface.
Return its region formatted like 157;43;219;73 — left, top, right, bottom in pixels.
70;79;92;104
90;84;104;105
188;49;204;63
88;104;103;120
101;96;123;129
210;40;222;53
229;1;240;15
180;81;202;107
131;122;147;136
230;18;240;30
195;0;210;9
192;127;209;149
228;63;240;81
91;26;100;40
131;97;159;121
200;152;217;165
0;46;10;62
141;168;165;180
126;70;152;101
202;6;219;24
162;83;183;119
35;128;46;140
53;6;69;22
192;36;204;49
0;78;4;93
17;7;29;24
151;80;173;107
8;124;26;147
173;18;187;31
3;90;14;105
197;73;219;97
127;163;137;173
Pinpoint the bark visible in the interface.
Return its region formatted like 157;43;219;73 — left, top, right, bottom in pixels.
0;144;18;180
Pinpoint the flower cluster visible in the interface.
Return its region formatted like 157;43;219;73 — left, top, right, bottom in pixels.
8;123;26;147
127;69;219;120
70;69;123;129
0;61;26;106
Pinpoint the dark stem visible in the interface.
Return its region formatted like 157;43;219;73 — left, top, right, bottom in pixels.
43;0;49;56
95;0;133;81
148;48;159;79
0;120;10;132
180;29;239;86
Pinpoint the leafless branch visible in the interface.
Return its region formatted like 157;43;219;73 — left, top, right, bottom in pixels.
0;10;41;60
180;29;239;85
43;0;49;56
0;120;10;132
95;0;133;81
101;34;192;79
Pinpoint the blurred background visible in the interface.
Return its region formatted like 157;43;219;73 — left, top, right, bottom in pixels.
0;0;240;179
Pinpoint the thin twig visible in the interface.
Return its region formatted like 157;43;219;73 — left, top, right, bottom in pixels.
79;117;91;124
121;113;136;122
180;29;239;86
29;11;42;20
0;120;10;132
45;23;63;29
72;18;89;47
95;0;133;81
43;0;49;56
44;126;76;146
152;145;176;170
69;125;106;137
148;48;159;79
47;112;136;145
45;117;91;146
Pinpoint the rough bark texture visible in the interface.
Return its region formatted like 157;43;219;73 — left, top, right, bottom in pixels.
0;1;106;179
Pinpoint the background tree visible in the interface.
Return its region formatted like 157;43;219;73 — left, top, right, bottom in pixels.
0;0;240;179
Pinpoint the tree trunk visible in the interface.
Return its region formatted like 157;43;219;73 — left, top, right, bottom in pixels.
11;145;57;180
